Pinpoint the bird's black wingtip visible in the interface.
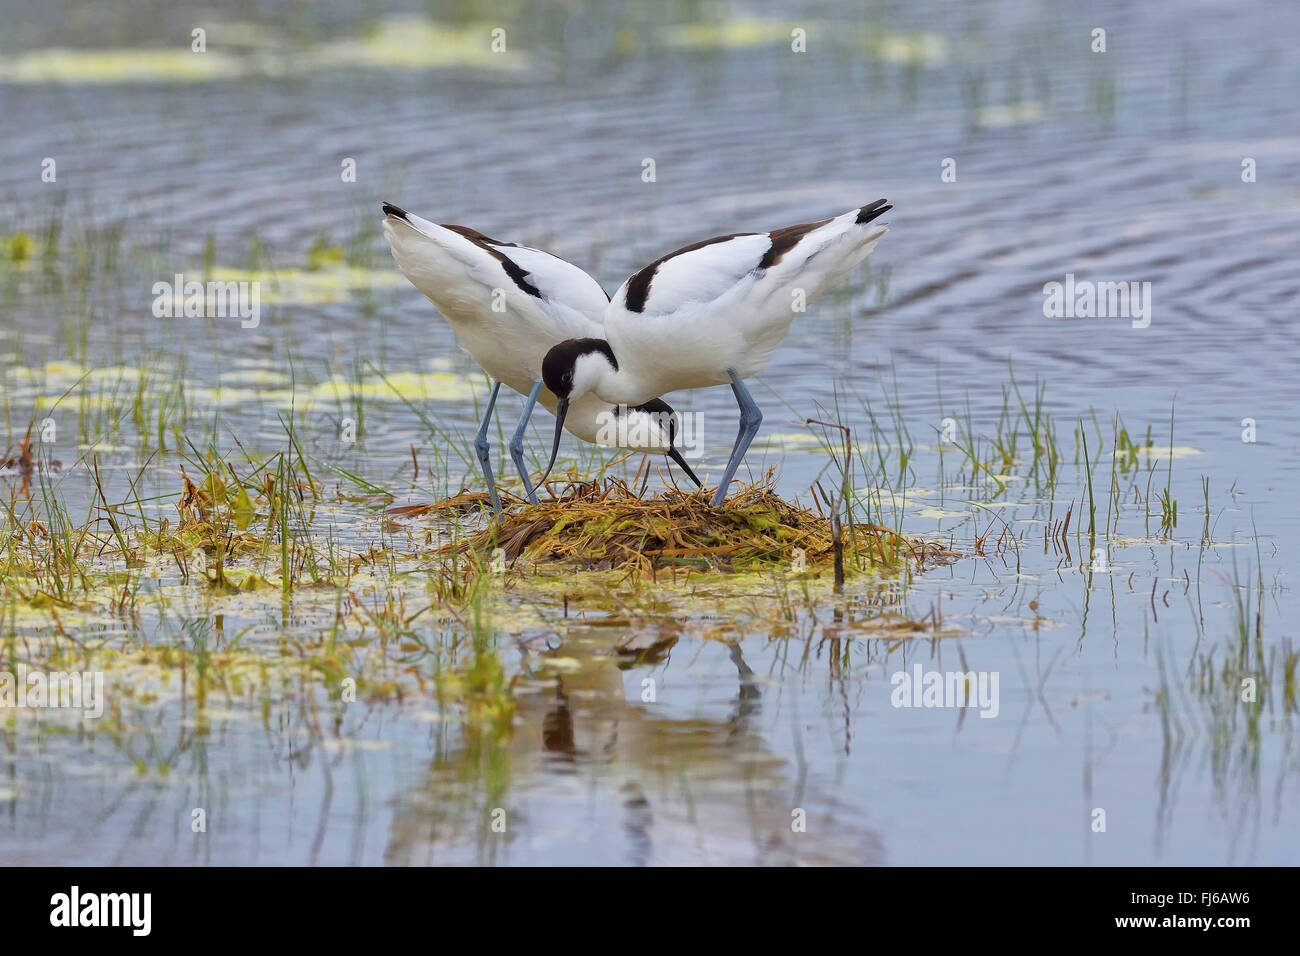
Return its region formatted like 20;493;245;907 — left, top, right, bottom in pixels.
381;202;409;221
855;199;892;225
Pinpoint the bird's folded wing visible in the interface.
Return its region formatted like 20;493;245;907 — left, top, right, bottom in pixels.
611;201;890;321
385;210;608;339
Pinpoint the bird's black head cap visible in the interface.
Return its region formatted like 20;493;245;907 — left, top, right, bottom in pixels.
542;338;617;399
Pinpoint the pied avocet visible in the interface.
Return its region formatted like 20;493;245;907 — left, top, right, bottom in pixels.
536;200;891;506
382;203;701;512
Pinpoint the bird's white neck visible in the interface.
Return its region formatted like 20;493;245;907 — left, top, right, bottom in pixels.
594;367;658;407
572;348;656;407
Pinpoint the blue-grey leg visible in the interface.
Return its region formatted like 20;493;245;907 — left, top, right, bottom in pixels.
712;369;763;507
508;380;543;506
474;380;503;515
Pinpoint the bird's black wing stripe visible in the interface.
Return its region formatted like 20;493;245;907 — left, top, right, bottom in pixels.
443;223;541;298
495;256;542;298
758;217;833;269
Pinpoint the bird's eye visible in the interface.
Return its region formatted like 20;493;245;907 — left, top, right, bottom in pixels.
563;372;572;384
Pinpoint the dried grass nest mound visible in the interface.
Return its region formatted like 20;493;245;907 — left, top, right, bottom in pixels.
424;475;959;574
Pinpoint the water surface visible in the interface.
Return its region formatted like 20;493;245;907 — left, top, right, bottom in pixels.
1;0;1297;865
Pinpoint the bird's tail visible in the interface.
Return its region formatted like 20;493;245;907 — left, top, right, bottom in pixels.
382;201;442;239
380;201;464;293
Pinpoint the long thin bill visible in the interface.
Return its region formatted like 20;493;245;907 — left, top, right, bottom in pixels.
536;398;568;487
668;447;703;489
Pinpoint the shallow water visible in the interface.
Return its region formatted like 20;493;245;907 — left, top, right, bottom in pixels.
1;0;1298;865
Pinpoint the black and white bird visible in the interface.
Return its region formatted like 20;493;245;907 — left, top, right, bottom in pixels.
537;200;892;506
382;203;700;512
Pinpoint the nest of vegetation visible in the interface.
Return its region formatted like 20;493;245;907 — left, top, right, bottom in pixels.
427;473;958;574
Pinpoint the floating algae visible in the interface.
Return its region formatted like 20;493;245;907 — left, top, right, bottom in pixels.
437;475;960;574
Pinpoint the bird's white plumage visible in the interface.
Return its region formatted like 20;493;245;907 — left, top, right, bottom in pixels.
596;203;889;403
384;212;606;386
383;207;675;452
